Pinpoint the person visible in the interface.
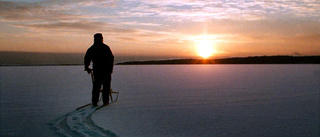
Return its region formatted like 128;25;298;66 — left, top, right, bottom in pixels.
84;33;114;106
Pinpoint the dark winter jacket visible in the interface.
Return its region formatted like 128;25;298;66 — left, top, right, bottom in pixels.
84;42;114;74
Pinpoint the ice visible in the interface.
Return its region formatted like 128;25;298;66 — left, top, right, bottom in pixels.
1;65;319;137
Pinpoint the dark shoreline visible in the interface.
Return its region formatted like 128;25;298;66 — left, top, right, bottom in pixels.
117;56;320;65
1;55;319;66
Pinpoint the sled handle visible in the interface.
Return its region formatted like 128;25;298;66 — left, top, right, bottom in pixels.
90;71;95;84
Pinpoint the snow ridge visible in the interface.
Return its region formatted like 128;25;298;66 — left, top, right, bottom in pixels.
49;106;117;137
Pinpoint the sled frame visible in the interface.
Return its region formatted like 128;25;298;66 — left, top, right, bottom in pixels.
90;70;119;102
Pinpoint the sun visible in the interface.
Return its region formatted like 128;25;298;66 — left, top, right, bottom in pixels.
196;39;216;58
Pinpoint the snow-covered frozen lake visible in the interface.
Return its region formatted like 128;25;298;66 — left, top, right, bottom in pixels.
1;65;319;137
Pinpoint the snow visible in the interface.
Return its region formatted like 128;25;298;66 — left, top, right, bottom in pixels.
49;105;116;137
1;65;319;137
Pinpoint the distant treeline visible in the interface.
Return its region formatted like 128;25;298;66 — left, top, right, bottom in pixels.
1;52;319;66
117;56;320;65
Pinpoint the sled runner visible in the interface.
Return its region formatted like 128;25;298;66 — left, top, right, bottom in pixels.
90;70;119;103
76;70;119;110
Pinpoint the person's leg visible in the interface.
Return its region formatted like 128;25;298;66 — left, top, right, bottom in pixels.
92;74;102;106
102;73;111;105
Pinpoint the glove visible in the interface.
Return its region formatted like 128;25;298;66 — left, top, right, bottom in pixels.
84;67;92;74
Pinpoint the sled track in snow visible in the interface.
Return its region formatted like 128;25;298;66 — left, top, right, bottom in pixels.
49;106;117;137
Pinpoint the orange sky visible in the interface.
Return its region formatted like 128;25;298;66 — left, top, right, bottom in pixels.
0;0;319;59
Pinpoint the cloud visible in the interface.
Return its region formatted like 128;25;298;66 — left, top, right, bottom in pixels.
0;1;88;24
122;0;320;21
115;37;138;42
0;1;137;36
0;1;118;27
205;16;320;36
16;21;138;35
2;0;318;32
120;21;163;27
0;1;43;21
19;21;108;30
0;0;319;49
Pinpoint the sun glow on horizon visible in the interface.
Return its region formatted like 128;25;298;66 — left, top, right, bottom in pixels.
196;36;217;59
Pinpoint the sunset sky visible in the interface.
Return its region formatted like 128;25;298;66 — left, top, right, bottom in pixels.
0;0;319;59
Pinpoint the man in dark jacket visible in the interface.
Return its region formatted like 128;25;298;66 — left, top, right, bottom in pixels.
84;33;114;106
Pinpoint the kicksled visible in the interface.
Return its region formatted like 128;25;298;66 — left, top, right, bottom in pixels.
90;70;119;103
77;70;119;110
